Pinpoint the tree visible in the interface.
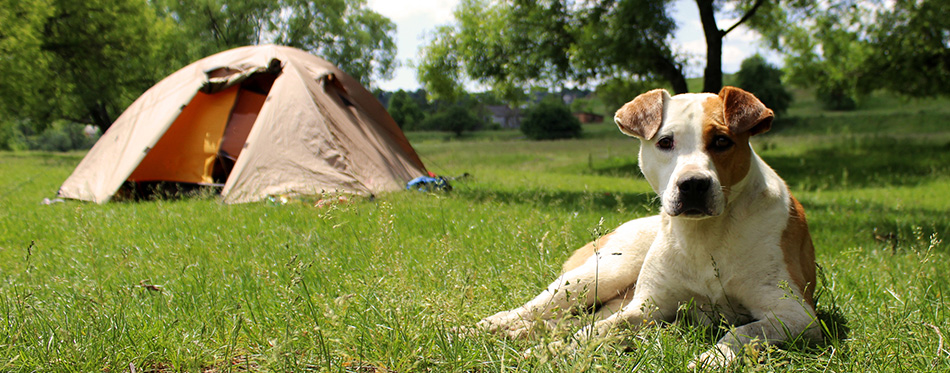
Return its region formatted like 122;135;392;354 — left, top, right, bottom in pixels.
417;0;686;102
695;0;770;93
156;0;397;87
864;0;950;97
0;0;55;129
417;0;786;103
747;0;950;105
152;0;274;64
736;55;791;115
420;106;482;136
388;90;425;130
571;0;688;94
748;1;872;110
270;0;397;86
0;0;175;132
0;0;397;135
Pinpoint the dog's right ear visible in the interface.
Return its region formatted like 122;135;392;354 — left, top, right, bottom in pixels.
614;89;670;140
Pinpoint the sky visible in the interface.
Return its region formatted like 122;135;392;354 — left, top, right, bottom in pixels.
365;0;782;92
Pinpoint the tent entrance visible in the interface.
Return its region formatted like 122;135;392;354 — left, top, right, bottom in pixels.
122;72;276;198
211;72;274;183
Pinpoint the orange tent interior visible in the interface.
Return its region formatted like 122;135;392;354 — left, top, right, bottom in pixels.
127;74;274;186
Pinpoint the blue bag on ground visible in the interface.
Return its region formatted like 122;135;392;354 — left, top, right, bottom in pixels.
406;176;453;192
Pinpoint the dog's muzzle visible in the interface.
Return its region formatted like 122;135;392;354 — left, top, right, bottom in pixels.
671;176;716;217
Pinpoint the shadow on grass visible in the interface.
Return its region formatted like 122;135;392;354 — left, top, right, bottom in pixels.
585;162;642;179
770;111;950;137
2;151;85;165
455;187;659;215
112;181;222;202
815;263;851;344
573;136;950;191
763;138;950;191
801;195;950;253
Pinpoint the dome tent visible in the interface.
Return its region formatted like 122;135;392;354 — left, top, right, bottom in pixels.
58;45;427;204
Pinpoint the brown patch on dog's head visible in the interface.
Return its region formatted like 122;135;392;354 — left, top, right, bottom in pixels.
702;96;749;190
702;87;773;189
615;89;670;140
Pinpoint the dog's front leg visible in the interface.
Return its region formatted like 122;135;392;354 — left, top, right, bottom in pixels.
557;291;675;348
478;250;641;338
689;300;822;368
550;257;686;350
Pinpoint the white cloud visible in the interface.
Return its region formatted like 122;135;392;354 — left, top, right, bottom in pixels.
367;0;458;25
723;24;760;43
366;0;462;91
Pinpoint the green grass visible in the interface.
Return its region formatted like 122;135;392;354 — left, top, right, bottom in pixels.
2;97;950;372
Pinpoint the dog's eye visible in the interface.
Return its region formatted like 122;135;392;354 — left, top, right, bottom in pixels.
656;137;674;150
710;135;734;151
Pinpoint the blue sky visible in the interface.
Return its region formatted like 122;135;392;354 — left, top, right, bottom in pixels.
366;0;782;91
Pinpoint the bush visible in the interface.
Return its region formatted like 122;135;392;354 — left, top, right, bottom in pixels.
388;90;425;130
520;99;582;140
0;120;98;151
419;105;482;136
0;122;19;151
817;84;858;111
0;120;37;151
736;54;793;115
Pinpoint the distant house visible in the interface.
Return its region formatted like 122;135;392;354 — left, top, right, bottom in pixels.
573;112;604;124
486;105;522;128
83;124;101;138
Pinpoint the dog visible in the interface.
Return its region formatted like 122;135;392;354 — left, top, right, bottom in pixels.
477;86;822;368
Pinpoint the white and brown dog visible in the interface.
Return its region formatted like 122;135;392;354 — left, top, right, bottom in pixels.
477;87;822;368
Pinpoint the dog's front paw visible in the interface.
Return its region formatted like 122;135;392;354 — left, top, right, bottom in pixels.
539;322;613;355
572;320;614;343
477;309;521;331
476;309;537;338
688;344;736;370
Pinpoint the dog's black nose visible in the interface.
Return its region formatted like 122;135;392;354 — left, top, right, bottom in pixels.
672;176;715;216
677;177;710;195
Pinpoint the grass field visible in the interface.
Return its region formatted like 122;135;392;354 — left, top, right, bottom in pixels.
1;95;949;372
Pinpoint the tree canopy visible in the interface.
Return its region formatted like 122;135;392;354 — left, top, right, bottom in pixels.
0;0;397;132
417;0;685;102
736;54;791;115
520;98;582;140
419;0;950;108
0;0;174;131
864;0;950;97
747;0;950;106
156;0;397;86
388;90;425;130
416;0;783;103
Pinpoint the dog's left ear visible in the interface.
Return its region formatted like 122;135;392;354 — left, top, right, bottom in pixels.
615;88;670;140
719;86;773;136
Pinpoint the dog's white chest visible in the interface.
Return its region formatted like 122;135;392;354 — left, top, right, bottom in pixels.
647;220;765;323
685;258;754;323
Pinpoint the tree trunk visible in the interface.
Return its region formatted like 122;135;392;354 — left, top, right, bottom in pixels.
656;55;690;94
89;101;113;132
696;0;723;93
664;63;690;95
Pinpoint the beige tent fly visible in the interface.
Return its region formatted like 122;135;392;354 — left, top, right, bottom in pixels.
58;45;427;204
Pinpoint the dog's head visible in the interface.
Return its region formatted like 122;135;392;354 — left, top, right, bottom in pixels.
615;86;773;219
